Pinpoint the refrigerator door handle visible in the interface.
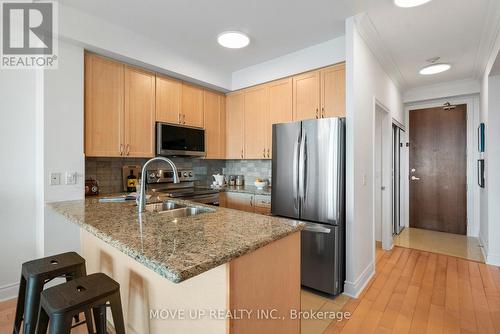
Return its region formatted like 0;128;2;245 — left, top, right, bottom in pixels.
292;136;300;209
298;132;306;203
304;224;331;234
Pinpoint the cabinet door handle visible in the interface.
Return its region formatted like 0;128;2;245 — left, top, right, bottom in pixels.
241;149;243;158
322;107;325;118
126;144;130;156
178;113;181;124
183;114;186;124
119;144;124;156
263;148;266;157
267;148;270;158
315;108;319;119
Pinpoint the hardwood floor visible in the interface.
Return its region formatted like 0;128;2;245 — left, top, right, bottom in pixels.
325;246;500;334
0;298;88;334
1;247;499;334
394;227;484;262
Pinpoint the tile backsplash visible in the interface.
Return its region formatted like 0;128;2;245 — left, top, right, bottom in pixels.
85;157;225;194
224;160;272;184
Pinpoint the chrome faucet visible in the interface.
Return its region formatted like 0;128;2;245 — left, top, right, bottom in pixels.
137;157;179;212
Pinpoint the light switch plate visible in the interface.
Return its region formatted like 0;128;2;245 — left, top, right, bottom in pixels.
50;172;61;185
65;171;77;185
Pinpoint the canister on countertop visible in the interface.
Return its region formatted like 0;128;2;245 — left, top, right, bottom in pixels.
236;175;244;186
228;175;236;186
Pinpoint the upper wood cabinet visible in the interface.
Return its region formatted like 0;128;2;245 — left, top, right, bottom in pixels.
155;75;181;124
124;66;155;157
85;53;155;158
244;86;269;159
226;92;245;159
85;53;125;157
204;90;226;159
321;63;345;118
182;83;204;128
293;70;320;121
267;78;293;158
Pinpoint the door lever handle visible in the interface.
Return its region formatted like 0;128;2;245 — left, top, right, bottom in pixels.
411;176;420;181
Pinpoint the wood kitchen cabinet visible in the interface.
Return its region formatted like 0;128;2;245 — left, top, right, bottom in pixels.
292;63;345;121
155;75;182;124
182;83;204;128
124;66;155;157
221;192;271;215
293;70;321;121
85;53;155;158
204;90;226;159
84;53;124;157
244;86;269;159
320;63;345;118
267;78;293;158
226;92;245;159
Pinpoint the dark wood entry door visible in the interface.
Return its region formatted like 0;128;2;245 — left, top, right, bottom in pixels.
409;104;467;235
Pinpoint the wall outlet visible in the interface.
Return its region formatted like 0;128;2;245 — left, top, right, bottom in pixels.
65;171;77;185
50;172;61;185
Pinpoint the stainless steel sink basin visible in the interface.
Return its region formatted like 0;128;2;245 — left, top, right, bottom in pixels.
145;201;185;212
144;200;214;218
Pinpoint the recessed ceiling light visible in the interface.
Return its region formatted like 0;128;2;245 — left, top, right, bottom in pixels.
419;63;451;75
217;31;250;49
394;0;432;8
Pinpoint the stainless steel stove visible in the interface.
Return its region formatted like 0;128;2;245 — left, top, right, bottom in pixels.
146;169;219;205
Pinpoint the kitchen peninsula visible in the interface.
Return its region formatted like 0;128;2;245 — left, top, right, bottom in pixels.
47;196;303;334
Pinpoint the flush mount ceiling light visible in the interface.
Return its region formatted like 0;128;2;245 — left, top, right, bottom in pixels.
394;0;432;8
419;63;451;75
217;31;250;49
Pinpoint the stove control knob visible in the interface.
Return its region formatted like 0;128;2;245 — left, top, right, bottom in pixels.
188;172;193;177
183;172;188;177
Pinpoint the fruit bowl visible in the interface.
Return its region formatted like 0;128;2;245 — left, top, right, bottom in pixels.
254;180;267;189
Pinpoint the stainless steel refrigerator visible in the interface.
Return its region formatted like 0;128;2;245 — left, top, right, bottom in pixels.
271;118;345;295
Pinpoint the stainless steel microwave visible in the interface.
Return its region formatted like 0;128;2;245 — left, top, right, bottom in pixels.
156;122;205;157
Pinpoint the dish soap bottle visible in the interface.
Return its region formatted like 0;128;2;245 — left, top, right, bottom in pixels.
127;170;138;192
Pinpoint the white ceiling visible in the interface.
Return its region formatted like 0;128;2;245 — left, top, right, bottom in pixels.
363;0;495;89
60;0;358;73
61;0;499;91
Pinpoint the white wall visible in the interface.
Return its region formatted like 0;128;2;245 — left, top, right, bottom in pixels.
479;74;489;256
231;36;346;90
59;3;231;91
486;75;500;265
404;78;480;103
0;70;38;301
41;41;84;256
344;16;403;297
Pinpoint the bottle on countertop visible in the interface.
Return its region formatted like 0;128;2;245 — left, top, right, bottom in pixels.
127;170;138;192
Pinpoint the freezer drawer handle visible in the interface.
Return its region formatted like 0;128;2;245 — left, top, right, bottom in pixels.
304;225;331;234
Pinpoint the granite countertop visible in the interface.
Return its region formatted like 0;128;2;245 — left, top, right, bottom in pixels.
47;196;302;283
220;185;271;196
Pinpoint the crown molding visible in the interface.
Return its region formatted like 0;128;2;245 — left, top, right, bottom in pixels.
353;13;407;91
472;0;500;79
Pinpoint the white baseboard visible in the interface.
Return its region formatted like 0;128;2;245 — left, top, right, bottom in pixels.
343;260;375;298
0;282;19;302
486;253;500;267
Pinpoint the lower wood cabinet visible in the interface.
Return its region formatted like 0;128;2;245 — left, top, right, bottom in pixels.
220;192;271;216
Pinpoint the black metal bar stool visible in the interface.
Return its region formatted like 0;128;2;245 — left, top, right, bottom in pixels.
36;273;126;334
13;252;94;334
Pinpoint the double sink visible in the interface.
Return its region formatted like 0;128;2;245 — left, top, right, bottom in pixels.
144;200;214;218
